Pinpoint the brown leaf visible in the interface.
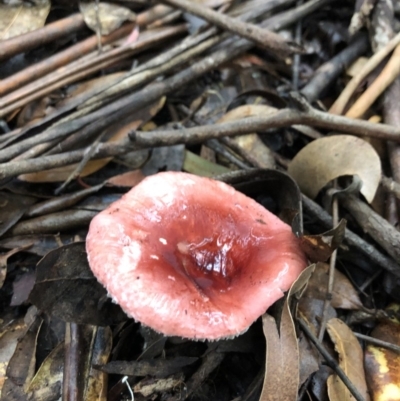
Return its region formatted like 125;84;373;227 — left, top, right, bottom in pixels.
0;316;32;397
364;304;400;401
299;220;346;263
298;298;337;335
0;308;42;401
0;192;37;237
260;264;315;401
326;318;370;401
29;242;127;326
19;97;165;183
0;244;32;289
106;170;145;187
288;135;381;203
303;262;362;310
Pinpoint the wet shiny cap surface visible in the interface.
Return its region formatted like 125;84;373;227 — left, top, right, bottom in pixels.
86;172;307;340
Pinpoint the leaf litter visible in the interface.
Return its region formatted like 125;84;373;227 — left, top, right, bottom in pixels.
0;0;400;400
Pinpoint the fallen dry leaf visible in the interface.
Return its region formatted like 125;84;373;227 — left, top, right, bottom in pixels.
0;243;32;288
303;262;363;310
27;343;64;400
0;308;42;401
299;220;346;263
79;1;136;35
0;317;32;397
29;242;127;326
260;264;315;401
0;0;50;40
288;135;381;203
217;104;276;169
0;192;36;236
298;297;337;336
327;318;370;401
19;97;165;182
106;170;145;188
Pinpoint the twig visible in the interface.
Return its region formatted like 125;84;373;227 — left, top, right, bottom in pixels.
55;130;108;194
329;30;400;115
0;139;134;180
292;0;303;90
318;185;339;341
1;0;326;163
0;5;173;98
345;43;400;118
301;34;369;103
0;13;86;62
381;174;400;200
301;194;400;277
131;106;400;147
354;332;400;354
158;0;301;56
297;317;367;401
0;25;186;118
336;193;400;264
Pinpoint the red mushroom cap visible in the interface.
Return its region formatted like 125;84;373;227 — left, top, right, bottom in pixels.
86;172;307;340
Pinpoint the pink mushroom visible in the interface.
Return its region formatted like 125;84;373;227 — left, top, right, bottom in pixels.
86;172;307;340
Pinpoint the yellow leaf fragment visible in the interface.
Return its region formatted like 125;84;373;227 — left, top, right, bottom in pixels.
364;304;400;401
326;318;370;401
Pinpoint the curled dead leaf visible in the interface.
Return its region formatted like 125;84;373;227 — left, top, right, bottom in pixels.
288;135;381;203
299;220;346;263
260;264;315;401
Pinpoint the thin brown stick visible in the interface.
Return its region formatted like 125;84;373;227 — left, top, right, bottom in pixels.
1;0;325;162
0;14;86;61
318;185;339;341
158;0;301;56
131;107;400;147
0;25;186;117
329;31;400;115
0;5;173;97
345;43;400;119
354;332;400;353
337;193;400;264
301;34;369;103
298;317;366;401
302;194;400;277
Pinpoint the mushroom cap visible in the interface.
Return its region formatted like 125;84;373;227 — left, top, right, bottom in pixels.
86;172;307;340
